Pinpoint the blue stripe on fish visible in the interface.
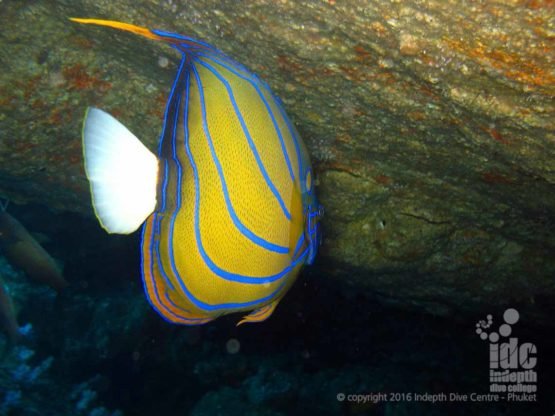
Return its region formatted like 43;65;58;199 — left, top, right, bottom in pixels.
191;60;292;222
196;58;296;183
195;59;295;181
152;29;222;55
162;290;193;315
157;58;187;156
178;77;299;309
292;232;305;260
154;58;189;295
189;63;290;254
165;64;189;305
141;219;206;323
154;213;175;291
189;64;306;284
159;160;169;212
166;86;185;294
150;56;192;314
269;89;305;183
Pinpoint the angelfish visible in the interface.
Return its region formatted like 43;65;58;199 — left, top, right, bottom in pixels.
72;18;323;325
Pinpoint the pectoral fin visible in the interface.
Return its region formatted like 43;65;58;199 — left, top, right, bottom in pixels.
82;108;158;234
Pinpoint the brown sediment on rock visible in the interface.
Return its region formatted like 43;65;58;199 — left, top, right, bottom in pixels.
442;37;555;88
0;212;68;292
0;277;20;344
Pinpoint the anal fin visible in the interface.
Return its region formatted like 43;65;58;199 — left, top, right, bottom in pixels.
236;300;280;326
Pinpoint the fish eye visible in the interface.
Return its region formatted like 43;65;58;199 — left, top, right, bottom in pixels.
305;170;312;192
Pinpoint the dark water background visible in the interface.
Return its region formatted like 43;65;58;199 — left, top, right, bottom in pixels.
0;202;552;415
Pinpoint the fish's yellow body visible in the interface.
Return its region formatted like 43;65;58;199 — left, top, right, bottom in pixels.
75;19;323;325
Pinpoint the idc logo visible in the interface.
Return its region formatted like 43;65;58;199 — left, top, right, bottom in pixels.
476;308;537;401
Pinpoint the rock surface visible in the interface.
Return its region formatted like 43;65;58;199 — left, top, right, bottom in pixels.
1;0;554;319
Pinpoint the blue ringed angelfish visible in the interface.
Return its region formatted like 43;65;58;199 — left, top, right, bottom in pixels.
72;18;323;325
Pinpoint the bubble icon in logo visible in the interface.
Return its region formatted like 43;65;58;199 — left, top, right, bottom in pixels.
476;314;494;340
503;308;519;325
475;308;521;342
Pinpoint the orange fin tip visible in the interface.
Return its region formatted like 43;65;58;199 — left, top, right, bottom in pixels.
69;18;164;41
236;301;279;326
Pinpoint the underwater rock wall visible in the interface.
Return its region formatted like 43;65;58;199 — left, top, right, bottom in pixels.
0;0;553;319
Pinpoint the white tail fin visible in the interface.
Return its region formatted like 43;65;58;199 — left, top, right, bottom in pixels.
82;108;158;234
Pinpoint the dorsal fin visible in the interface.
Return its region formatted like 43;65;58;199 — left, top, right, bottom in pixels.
69;18;215;52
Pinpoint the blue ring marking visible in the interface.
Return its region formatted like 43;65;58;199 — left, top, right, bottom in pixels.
195;52;303;184
189;56;292;222
140;217;206;323
197;59;296;183
191;65;311;284
188;62;290;253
